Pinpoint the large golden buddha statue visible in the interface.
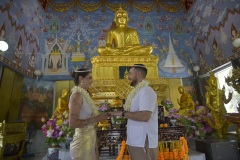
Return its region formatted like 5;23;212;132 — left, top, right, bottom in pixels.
97;7;153;56
90;7;169;105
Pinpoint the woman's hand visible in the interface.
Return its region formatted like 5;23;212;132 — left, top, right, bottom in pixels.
96;113;110;122
108;111;122;117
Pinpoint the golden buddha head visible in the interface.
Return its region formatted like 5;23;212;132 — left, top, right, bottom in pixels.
114;7;128;27
207;70;218;87
62;88;69;97
178;86;185;94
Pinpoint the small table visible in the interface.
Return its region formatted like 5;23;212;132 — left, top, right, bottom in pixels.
97;129;126;156
96;126;186;156
159;126;186;141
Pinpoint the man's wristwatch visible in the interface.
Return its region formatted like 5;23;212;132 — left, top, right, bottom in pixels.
122;110;127;117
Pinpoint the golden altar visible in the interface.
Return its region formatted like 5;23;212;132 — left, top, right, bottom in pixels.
90;55;169;105
88;7;169;104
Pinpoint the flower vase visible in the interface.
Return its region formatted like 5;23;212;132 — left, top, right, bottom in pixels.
47;144;61;160
65;138;72;149
170;119;177;126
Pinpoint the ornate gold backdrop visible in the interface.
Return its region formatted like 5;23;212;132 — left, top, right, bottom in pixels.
41;0;184;13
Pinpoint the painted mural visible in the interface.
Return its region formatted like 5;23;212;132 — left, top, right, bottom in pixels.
18;78;54;129
1;0;239;79
0;0;43;77
0;0;198;80
188;0;240;74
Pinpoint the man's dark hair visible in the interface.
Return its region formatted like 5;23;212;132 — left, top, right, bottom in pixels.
130;64;147;78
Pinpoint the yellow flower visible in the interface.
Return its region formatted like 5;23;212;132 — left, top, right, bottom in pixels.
56;119;63;126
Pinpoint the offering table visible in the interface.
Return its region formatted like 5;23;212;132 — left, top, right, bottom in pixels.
97;126;186;156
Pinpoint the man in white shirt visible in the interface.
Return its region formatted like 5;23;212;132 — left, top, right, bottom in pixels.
111;64;158;160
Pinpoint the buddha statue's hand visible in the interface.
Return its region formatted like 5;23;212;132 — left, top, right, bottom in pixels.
177;99;180;104
212;106;220;112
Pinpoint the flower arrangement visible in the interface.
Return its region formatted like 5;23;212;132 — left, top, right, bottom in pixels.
167;108;181;119
161;98;174;111
41;111;74;146
98;100;111;113
178;105;214;139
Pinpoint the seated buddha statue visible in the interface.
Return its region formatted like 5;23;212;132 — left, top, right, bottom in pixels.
177;86;195;116
52;89;70;118
98;7;153;56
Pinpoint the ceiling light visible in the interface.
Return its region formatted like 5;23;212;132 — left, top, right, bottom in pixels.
193;65;200;72
232;38;240;48
0;41;9;52
34;70;43;80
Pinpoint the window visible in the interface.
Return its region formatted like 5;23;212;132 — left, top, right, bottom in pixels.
215;64;240;113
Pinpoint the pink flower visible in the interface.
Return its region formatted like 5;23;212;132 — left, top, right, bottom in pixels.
98;101;110;112
59;131;63;136
166;98;172;105
41;124;46;130
56;126;61;130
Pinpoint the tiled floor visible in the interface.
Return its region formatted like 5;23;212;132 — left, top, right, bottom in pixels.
21;148;118;160
21;149;207;160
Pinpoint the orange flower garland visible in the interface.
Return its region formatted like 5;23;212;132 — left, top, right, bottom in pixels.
157;137;189;160
116;140;128;160
117;137;189;160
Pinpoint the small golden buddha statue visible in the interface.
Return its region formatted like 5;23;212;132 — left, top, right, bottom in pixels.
112;97;123;107
177;86;195;116
97;7;153;56
205;71;232;139
124;69;128;79
52;89;70;117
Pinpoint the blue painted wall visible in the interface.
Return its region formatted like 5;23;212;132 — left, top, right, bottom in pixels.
0;0;239;80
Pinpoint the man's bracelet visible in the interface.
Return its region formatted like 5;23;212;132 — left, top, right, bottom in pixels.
122;110;127;117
